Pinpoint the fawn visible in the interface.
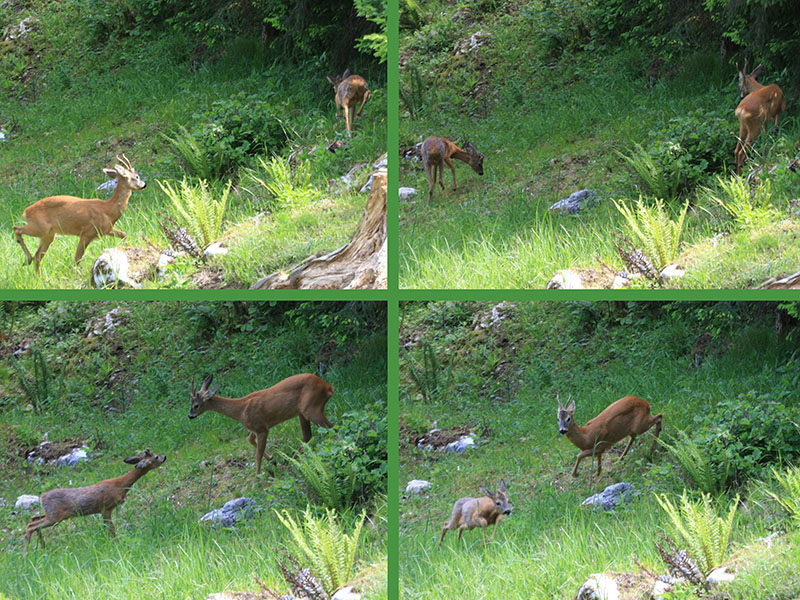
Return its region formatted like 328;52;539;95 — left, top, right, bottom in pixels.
439;479;511;547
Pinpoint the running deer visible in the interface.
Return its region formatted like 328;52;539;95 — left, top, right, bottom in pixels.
327;69;371;136
13;155;147;271
188;373;335;474
734;60;786;174
23;449;166;555
557;394;662;477
420;136;484;202
439;479;511;547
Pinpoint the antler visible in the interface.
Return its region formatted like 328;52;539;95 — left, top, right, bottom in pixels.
116;153;134;172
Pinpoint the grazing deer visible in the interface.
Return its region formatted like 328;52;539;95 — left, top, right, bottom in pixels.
327;69;371;136
420;136;484;202
557;394;662;477
439;479;511;547
13;155;147;271
734;60;786;174
23;449;166;555
189;373;335;474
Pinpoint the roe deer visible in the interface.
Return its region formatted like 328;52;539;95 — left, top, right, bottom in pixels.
439;479;511;547
189;373;335;474
23;449;166;555
420;136;484;202
327;69;371;136
13;155;147;271
734;60;786;174
557;394;662;477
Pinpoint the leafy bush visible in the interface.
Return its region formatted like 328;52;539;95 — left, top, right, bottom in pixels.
660;431;731;495
158;178;230;248
312;402;387;507
644;109;732;190
165;93;287;179
656;490;739;575
691;393;800;485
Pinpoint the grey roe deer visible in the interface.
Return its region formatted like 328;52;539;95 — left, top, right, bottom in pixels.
327;69;371;136
439;479;511;547
734;61;786;174
188;373;335;474
13;155;147;271
557;395;662;477
420;136;484;202
23;449;166;555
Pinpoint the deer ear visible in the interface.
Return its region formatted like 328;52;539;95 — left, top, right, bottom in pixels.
480;486;494;498
567;399;575;412
751;63;763;78
123;455;141;464
103;168;118;179
342;68;351;79
499;479;507;492
201;374;214;390
208;385;220;397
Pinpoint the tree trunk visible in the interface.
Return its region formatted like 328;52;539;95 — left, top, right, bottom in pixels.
250;170;387;290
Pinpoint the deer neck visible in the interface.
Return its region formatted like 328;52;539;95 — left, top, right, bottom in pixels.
206;395;247;424
107;185;133;220
111;468;147;495
744;78;764;95
449;147;473;165
564;422;593;450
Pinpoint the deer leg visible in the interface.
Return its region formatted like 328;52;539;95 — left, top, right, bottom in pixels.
619;434;636;459
247;431;257;447
572;448;595;476
445;158;457;191
103;509;116;537
33;231;56;271
74;230;98;264
13;226;35;265
490;514;503;541
439;527;448;547
356;90;370;118
109;228;126;239
437;163;445;191
649;414;663;454
255;431;271;474
344;103;354;136
299;415;313;443
24;513;58;555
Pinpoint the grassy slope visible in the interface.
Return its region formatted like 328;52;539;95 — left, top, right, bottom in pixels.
0;6;385;289
398;1;800;289
399;301;800;599
0;301;387;599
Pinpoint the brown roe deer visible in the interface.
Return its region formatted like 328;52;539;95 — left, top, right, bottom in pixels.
420;136;484;202
734;61;785;174
439;479;511;547
557;395;662;477
327;69;371;136
13;155;147;271
188;373;335;474
23;449;166;555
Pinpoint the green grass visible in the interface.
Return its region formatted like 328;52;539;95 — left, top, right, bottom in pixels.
0;5;385;289
0;301;387;599
398;2;800;289
399;301;800;599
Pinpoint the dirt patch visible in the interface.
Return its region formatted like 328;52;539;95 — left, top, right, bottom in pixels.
412;425;473;449
191;265;245;289
22;437;86;462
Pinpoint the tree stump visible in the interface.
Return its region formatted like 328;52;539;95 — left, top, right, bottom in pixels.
251;169;387;290
759;271;800;289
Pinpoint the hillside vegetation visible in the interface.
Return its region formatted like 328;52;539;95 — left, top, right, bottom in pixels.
400;301;800;599
399;0;800;289
0;301;387;599
0;1;386;288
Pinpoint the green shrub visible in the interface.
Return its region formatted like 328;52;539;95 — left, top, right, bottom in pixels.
166;92;287;179
282;449;356;512
158;178;230;248
692;393;800;485
614;197;689;275
618;142;681;201
240;155;321;209
312;402;387;507
659;431;731;495
703;175;779;231
767;464;800;528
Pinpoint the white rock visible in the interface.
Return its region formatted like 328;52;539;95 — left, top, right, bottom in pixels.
405;480;432;494
547;269;584;289
399;187;417;201
612;273;632;289
706;567;736;585
652;579;674;599
360;174;374;193
200;497;256;527
576;573;619;600
372;154;388;170
15;495;41;510
581;482;635;511
332;585;361;600
204;241;228;258
92;248;142;289
57;447;89;467
445;434;475;453
660;263;685;280
96;178;118;192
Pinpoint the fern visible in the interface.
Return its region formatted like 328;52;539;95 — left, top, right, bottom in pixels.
402;340;439;402
618;142;681;201
703;174;778;231
162;126;225;180
767;464;800;527
658;432;731;494
281;450;356;511
655;491;739;574
158;178;230;248
614;197;688;274
399;64;425;119
276;507;365;595
12;346;51;414
240;156;320;209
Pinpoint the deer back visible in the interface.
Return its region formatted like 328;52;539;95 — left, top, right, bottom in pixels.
559;395;653;450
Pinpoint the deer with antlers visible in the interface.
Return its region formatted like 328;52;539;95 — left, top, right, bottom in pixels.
13;155;146;271
189;373;335;474
734;60;786;174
